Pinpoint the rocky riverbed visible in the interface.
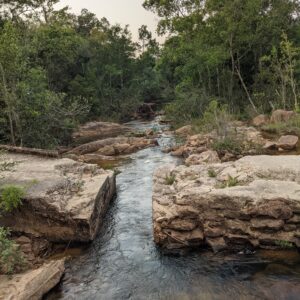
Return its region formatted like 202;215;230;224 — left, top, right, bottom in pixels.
44;118;300;300
1;116;300;299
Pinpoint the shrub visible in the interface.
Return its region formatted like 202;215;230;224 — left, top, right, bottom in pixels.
0;227;25;275
193;100;234;137
212;137;244;155
0;185;24;213
165;173;176;185
208;168;217;178
275;240;294;249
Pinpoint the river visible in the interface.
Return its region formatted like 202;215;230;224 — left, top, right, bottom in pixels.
47;119;300;300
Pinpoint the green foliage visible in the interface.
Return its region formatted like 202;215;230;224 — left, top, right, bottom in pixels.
275;240;295;249
208;168;217;178
212;137;244;155
144;0;300;121
194;100;233;137
0;5;163;148
218;176;240;189
0;227;25;275
165;173;176;185
0;185;24;212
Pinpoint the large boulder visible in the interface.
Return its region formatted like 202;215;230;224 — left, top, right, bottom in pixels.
270;110;296;123
0;259;65;300
185;150;220;166
0;153;116;243
73;121;131;144
175;125;193;136
252;114;270;127
277;135;299;150
153;156;300;252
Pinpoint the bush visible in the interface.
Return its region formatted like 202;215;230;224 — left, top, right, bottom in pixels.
208;168;217;178
165;88;211;126
212;137;244;155
193;100;234;137
0;185;24;213
0;227;25;275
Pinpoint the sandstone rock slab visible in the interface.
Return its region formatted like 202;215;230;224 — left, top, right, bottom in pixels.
277;135;299;150
153;155;300;252
0;259;65;300
0;153;116;242
72;121;131;144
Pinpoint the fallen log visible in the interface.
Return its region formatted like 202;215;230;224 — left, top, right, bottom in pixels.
0;145;59;158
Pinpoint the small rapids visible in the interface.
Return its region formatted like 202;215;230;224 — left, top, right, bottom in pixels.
47;119;300;300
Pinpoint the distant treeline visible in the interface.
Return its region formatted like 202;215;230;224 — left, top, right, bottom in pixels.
1;0;300;148
0;0;161;148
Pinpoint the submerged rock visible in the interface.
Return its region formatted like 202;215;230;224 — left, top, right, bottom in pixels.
0;153;116;243
153;156;300;252
0;259;65;300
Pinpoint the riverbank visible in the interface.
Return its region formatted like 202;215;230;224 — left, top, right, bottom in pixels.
46;118;300;300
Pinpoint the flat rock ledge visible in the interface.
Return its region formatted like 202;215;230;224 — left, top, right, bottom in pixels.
0;153;116;243
153;155;300;252
0;259;65;300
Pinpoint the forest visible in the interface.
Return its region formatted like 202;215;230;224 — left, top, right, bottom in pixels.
0;0;300;148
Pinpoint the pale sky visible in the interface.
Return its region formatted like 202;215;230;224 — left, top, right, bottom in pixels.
57;0;162;42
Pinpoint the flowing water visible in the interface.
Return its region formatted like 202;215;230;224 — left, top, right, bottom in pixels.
47;119;300;300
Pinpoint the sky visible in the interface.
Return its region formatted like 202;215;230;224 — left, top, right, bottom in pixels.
56;0;162;42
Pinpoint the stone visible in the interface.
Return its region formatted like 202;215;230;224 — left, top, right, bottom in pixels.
72;121;131;144
270;110;296;123
252;114;270;127
185;150;220;166
0;153;116;243
263;141;277;150
0;259;65;300
251;218;285;231
78;153;116;164
68;136;157;156
175;125;193;136
170;146;185;157
153;155;300;252
277;135;299;150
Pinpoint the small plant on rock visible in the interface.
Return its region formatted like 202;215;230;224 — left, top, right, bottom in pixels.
212;136;244;155
275;240;294;249
218;175;240;189
0;227;25;275
165;173;176;185
208;168;217;178
0;185;24;213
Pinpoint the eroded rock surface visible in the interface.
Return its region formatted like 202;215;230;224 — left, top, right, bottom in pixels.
0;259;65;300
72;121;131;144
153;156;300;252
0;153;116;242
67;136;158;163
